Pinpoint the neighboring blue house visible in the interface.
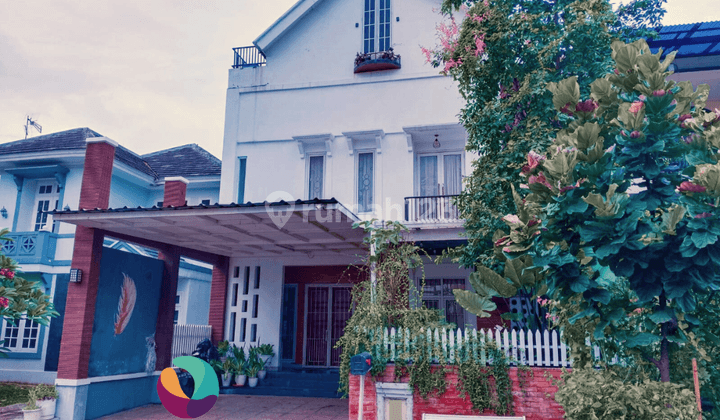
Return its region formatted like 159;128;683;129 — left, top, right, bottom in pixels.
0;128;221;383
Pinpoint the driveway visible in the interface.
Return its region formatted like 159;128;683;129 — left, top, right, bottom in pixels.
97;395;348;420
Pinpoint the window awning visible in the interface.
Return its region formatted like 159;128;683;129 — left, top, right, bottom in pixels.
52;199;367;258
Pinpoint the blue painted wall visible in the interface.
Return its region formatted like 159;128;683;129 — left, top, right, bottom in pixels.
44;274;69;371
88;248;164;377
85;376;157;419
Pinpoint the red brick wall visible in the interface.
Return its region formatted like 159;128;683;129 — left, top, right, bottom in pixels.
58;139;116;379
208;259;230;344
163;180;188;207
284;265;365;364
348;365;565;420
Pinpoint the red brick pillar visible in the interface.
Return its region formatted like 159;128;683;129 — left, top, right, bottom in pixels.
162;176;188;207
155;246;181;370
152;177;189;368
208;258;230;343
57;137;117;380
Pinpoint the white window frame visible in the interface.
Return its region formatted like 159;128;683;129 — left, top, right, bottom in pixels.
414;152;464;196
1;317;41;353
174;290;186;325
362;0;392;53
33;180;59;232
355;151;375;214
305;154;326;200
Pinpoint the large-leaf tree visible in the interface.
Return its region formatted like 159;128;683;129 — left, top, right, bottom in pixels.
427;0;665;268
456;39;720;384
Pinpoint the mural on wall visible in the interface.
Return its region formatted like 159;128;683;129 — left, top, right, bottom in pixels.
88;248;164;377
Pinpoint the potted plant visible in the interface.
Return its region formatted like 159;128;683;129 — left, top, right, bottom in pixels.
33;384;58;420
22;388;42;420
246;360;261;388
220;357;237;387
257;358;268;381
231;345;247;386
257;343;275;367
217;340;230;361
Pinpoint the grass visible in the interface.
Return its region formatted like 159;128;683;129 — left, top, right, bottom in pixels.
0;382;33;407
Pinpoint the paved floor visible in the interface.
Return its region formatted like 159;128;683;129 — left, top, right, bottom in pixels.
98;395;349;420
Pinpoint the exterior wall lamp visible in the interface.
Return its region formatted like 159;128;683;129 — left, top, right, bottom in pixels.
433;134;441;148
0;207;7;218
69;268;83;283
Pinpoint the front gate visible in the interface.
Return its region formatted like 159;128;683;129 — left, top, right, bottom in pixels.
305;285;352;366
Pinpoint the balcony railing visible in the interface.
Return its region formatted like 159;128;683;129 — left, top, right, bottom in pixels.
354;49;401;73
404;195;461;224
0;231;57;265
232;46;267;69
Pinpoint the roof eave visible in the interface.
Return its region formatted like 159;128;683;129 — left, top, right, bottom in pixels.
253;0;324;52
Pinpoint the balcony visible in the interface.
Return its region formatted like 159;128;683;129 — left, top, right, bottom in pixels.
232;46;266;69
354;49;401;73
404;195;461;224
1;231;57;265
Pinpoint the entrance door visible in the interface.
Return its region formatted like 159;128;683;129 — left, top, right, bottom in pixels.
305;285;352;367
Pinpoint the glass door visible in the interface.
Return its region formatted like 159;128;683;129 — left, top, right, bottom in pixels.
305;285;352;367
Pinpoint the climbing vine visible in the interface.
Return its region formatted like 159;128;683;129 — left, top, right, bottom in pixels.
335;221;525;416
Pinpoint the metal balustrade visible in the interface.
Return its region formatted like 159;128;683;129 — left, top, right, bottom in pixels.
232;46;266;69
404;195;461;223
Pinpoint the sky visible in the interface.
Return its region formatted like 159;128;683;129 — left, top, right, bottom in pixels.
1;0;719;159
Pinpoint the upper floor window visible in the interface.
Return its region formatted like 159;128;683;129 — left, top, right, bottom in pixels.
34;182;59;231
308;155;325;199
417;153;462;196
364;0;391;53
357;152;374;213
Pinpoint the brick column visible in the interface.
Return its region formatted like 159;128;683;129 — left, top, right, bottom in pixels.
162;176;189;207
208;258;230;343
155;246;181;370
57;137;117;380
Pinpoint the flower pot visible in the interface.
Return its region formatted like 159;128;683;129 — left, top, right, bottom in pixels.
258;370;267;380
221;373;233;387
235;374;247;386
37;399;56;420
22;408;42;420
248;377;259;388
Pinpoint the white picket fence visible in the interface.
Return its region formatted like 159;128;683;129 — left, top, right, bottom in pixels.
369;327;579;367
171;324;212;360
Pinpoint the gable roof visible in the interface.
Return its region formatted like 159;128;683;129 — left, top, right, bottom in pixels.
0;128;221;181
254;0;324;52
142;144;222;179
648;20;720;71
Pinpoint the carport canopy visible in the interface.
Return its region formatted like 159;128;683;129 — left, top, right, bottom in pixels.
52;198;368;259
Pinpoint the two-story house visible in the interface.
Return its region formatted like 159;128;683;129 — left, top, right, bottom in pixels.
215;0;480;368
0;128;221;383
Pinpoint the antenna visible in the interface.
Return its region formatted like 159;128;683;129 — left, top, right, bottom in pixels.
25;116;42;139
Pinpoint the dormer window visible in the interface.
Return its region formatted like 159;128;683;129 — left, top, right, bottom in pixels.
363;0;391;53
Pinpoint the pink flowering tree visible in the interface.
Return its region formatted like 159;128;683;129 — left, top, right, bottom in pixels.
457;40;720;386
423;0;666;269
0;228;59;356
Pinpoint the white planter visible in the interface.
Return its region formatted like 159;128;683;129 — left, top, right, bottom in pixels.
37;399;56;420
248;377;259;388
258;370;267;380
235;374;247;386
22;408;42;420
221;373;233;387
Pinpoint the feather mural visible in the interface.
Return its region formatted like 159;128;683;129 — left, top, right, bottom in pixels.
114;273;137;335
